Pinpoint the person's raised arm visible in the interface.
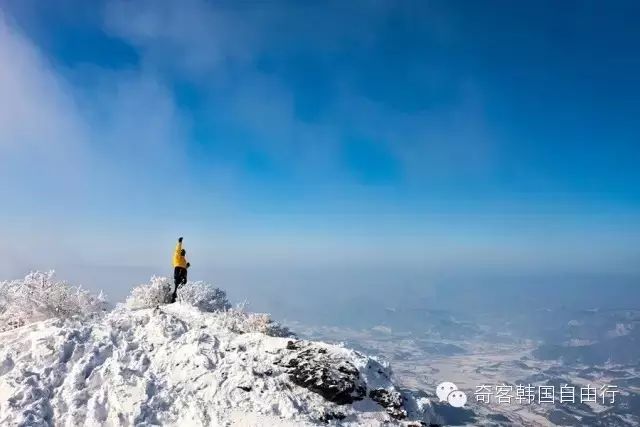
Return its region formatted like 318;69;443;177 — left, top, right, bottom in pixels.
175;237;183;255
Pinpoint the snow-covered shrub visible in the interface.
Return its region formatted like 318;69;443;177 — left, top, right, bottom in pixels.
125;278;231;312
124;277;291;337
217;304;293;338
125;276;173;309
0;271;107;332
176;281;231;312
242;311;292;337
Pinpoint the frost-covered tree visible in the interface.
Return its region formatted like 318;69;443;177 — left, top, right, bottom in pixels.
177;281;231;312
125;276;174;309
126;277;232;311
0;271;107;332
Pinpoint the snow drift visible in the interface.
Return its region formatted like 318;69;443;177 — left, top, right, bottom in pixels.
0;273;435;426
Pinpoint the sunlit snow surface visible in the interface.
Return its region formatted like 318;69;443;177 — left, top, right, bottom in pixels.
0;303;435;426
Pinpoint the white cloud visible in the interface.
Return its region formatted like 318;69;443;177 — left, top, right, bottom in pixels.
0;11;191;278
105;0;258;77
101;0;498;186
0;13;86;159
0;11;189;197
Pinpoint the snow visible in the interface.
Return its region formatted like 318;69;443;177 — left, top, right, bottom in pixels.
0;271;107;333
0;273;435;426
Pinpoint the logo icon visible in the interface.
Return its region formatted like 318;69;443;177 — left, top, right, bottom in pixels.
436;381;458;402
447;390;468;407
436;381;467;407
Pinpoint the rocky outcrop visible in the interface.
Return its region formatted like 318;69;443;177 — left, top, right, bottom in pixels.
277;341;367;405
276;340;420;421
370;388;407;419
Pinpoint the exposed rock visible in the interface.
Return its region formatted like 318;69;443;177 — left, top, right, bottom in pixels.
318;410;346;423
369;388;407;419
252;367;273;377
277;341;367;405
286;340;298;350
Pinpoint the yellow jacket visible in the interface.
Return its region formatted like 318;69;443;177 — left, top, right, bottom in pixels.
173;241;188;268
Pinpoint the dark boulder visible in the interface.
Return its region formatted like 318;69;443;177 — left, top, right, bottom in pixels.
318;411;346;423
277;341;367;405
369;388;407;419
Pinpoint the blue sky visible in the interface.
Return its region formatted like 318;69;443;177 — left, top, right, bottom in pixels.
1;1;639;303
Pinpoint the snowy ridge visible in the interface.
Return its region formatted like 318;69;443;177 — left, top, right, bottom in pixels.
0;275;435;426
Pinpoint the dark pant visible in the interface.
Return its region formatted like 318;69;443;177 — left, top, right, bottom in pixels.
172;267;187;303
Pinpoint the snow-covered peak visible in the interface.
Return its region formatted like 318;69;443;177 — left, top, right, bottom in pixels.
0;274;435;426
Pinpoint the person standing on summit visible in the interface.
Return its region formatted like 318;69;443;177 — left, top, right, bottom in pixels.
172;237;190;303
